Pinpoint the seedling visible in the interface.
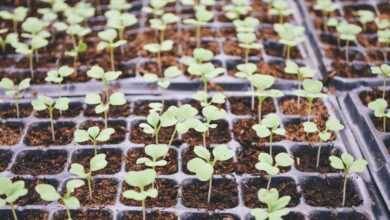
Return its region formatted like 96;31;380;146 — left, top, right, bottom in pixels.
105;10;137;49
223;0;251;21
0;7;28;32
199;105;228;146
122;169;158;220
0;177;28;220
150;13;180;44
249;74;283;121
313;0;338;31
45;65;74;86
193;91;226;108
0;78;30;118
250;188;291;220
184;5;214;48
371;64;390;99
144;0;172;17
0;30;18;52
109;0;132;12
269;0;292;24
368;98;390;132
294;79;326;120
378;29;390;62
252;113;286;155
32;95;70;141
237;32;262;63
65;24;91;65
303;117;344;168
85;65;126;128
74;126;115;154
284;60;315;104
70;153;108;199
35;180;84;220
187;145;233;203
336;21;362;64
144;40;173;75
97;29;127;71
143;65;182;96
235;63;258;110
357;10;375;31
329;153;367;206
274;23;305;60
256;152;293;189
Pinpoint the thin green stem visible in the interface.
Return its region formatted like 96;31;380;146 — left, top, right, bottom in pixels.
342;174;348;206
266;176;272;190
155;125;161;144
142;199;146;220
11;204;17;220
245;48;249;64
258;97;264;123
383;116;387;132
307;98;313;121
383;77;387;100
203;132;207;147
286;45;291;60
15;94;20;118
104;109;108;129
49;108;55;142
269;132;273;156
87;176;93;200
207;177;213;203
315;145;322;169
66;207;72;220
196;25;201;48
29;52;34;79
92;140;97;155
109;46;115;71
251;84;255;111
168;129;177;146
157;50;162;76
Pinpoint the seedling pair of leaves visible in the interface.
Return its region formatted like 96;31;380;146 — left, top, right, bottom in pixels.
269;0;293;24
0;30;18;52
233;17;261;63
273;23;305;60
256;152;293;189
0;6;28;32
74;126;115;154
313;0;338;32
0;177;28;220
144;0;174;17
45;65;74;84
357;10;375;31
235;63;258;110
187;145;234;203
97;29;127;71
144;40;174;75
64;24;91;64
36;180;84;220
193;91;226;108
198;105;228;146
294;79;326;120
223;0;251;21
184;5;214;48
109;0;133;13
149;13;180;43
105;10;137;46
368;98;390;132
371;64;390;99
251;188;291;220
336;21;362;64
143;65;182;91
0;78;30;118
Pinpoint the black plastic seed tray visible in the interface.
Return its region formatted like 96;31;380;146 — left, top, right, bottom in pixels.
296;0;389;90
0;90;388;220
339;87;390;210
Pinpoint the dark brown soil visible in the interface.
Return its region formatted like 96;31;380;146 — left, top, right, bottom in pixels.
309;211;370;220
120;178;178;207
229;96;275;116
233;119;283;144
35;102;83;118
279;97;329;119
285;120;336;143
0;103;33;118
182;213;240;220
182;120;231;146
236;145;290;174
301;177;363;207
264;41;302;59
130;120;175;144
71;148;122;175
0;122;24;145
84;102;130;117
0;150;12;171
182;146;235;175
119;211;177;220
126;147;178;175
329;61;372;79
294;145;341;173
24;122;75;146
79;120;127;144
53;209;112;220
12;150;67;175
132;100;178;116
72;178;118;206
13;177;59;205
242;177;301;208
223;39;262;57
0;209;48;220
257;60;296;80
182;178;239;209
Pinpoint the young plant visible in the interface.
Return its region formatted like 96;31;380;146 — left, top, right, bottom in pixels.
303;117;344;168
294;79;326;120
97;29;127;71
249;74;283;121
105;10;137;51
329;153;367;206
368;98;390;132
357;10;375;31
143;65;182;95
122;169;158;220
0;177;28;220
274;23;305;60
256;152;293;189
233;17;259;33
252;113;286;155
269;0;293;24
109;0;133;13
187;145;233;203
193;91;226;108
144;0;172;17
223;0;251;21
313;0;338;32
150;13;180;44
371;64;390;99
85;66;126;128
235;63;258;110
0;7;28;32
0;78;30;118
69;153;108;199
74;126;115;154
250;188;291;220
35;180;84;220
336;21;362;64
32;95;70;141
199;105;228;146
378;29;390;62
65;24;91;65
45;66;74;86
237;32;262;63
284;60;315;104
144;39;173;76
183;5;214;48
0;30;18;52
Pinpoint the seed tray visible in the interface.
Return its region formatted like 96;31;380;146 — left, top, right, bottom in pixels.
0;90;388;220
296;0;389;90
338;87;390;210
0;0;321;94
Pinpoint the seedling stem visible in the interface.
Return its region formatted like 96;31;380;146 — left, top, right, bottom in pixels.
11;204;17;220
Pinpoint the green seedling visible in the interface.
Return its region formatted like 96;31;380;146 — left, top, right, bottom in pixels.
303;117;344;168
64;24;91;65
249;74;283;121
269;0;292;24
274;23;305;60
72;1;95;22
70;153;108;199
109;0;132;12
237;32;262;63
250;188;291;220
144;0;172;17
252;113;286;155
336;21;362;64
74;126;115;154
233;17;259;33
294;79;326;120
45;66;74;85
256;152;293;189
97;29;127;71
193;91;226;108
375;17;390;30
122;169;158;220
85;65;125;128
35;180;84;220
329;153;367;206
284;60;315;105
223;0;251;21
184;5;214;48
105;10;137;53
0;7;28;32
0;78;30;118
0;177;28;220
368;98;390;132
144;40;173;75
143;65;182;95
0;30;16;52
187;145;233;203
199;105;227;146
236;63;258;110
371;64;390;99
378;29;390;62
313;0;338;31
32;95;70;141
150;13;180;44
357;10;375;31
